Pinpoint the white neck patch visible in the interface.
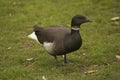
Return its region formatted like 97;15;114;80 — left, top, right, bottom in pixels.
71;27;80;30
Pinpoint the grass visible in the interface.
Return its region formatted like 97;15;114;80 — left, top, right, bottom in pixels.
0;0;120;80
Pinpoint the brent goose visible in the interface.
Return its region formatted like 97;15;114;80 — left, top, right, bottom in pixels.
28;15;92;63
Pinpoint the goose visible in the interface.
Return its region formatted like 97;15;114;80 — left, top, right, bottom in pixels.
28;15;92;63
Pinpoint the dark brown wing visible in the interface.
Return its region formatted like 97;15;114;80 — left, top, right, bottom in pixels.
34;25;70;44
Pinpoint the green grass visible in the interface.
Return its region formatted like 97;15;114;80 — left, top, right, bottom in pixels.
0;0;120;80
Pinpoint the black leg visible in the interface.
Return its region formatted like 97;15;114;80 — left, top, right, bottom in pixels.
54;55;57;62
63;54;67;63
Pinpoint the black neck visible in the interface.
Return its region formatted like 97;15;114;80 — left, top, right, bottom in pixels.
71;26;80;34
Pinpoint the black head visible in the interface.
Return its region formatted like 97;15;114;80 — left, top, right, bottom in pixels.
71;15;92;27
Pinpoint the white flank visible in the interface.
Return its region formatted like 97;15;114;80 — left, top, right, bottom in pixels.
28;32;54;53
28;32;39;42
43;42;54;53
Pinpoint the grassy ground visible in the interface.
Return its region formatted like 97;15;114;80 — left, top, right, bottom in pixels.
0;0;120;80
